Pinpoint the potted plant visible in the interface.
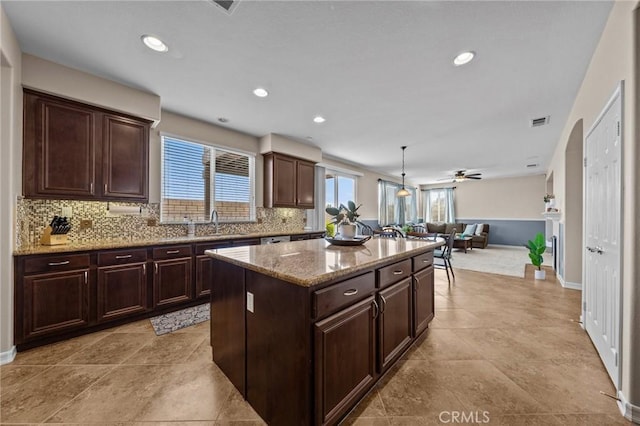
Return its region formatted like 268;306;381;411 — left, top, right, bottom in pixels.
326;201;363;239
526;232;547;279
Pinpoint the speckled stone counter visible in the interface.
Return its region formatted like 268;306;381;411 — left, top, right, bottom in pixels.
13;230;324;256
206;237;443;287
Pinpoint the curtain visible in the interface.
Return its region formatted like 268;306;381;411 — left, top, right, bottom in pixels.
422;189;432;222
308;165;326;231
445;187;456;222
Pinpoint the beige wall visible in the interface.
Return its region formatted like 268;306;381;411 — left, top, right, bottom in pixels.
547;0;639;411
259;133;323;163
0;4;22;359
422;175;546;220
21;54;161;124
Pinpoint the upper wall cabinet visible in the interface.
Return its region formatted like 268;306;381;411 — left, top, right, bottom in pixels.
23;89;150;202
263;152;315;209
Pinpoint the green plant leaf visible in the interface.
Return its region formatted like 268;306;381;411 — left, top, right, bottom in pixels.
325;207;340;216
347;200;356;212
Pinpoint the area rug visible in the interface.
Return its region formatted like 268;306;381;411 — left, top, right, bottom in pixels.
149;303;210;335
449;244;552;278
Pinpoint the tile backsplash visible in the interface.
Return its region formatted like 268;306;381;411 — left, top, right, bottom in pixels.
16;197;307;249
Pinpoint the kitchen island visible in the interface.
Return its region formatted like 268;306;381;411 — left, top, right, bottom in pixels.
206;237;443;426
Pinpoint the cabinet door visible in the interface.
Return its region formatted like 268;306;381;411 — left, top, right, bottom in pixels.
195;255;213;298
153;258;193;307
102;114;149;201
296;159;315;208
97;263;148;322
413;266;435;337
24;92;96;198
378;278;414;371
23;269;89;340
315;296;376;426
273;154;297;207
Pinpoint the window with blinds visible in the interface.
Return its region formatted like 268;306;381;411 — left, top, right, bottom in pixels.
161;135;255;223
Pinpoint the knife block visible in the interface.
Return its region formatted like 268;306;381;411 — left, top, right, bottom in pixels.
40;226;68;246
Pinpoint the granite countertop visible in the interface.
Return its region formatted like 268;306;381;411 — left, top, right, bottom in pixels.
13;230;325;256
206;237;444;287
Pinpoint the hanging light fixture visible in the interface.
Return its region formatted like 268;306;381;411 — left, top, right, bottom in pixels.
397;146;411;197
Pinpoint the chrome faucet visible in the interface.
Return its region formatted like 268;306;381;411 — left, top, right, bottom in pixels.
210;210;219;234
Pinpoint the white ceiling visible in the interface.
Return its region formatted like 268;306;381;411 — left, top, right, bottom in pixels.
3;0;613;184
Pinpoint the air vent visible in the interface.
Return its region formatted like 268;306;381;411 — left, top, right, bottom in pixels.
531;116;550;127
526;163;539;168
209;0;239;14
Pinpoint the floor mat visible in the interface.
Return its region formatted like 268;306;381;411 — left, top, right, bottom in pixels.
149;303;210;335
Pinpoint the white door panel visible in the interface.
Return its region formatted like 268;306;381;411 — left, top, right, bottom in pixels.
583;82;622;388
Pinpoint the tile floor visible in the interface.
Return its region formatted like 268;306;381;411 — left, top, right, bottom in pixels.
0;268;632;425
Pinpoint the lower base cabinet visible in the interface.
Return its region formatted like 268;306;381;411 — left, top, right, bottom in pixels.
23;269;89;340
378;278;414;371
314;296;377;426
97;263;148;322
153;258;193;307
413;266;434;336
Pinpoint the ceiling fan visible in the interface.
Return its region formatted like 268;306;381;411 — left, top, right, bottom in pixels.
439;170;483;182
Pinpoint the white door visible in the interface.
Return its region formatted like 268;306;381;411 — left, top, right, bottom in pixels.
583;82;623;388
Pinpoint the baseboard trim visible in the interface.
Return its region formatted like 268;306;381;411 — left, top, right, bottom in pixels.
557;274;582;291
0;346;16;365
618;390;640;423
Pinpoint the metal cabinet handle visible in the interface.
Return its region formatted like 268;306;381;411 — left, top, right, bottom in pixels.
343;289;358;296
155;263;158;274
166;250;180;254
393;270;404;275
380;295;387;313
115;254;133;259
104;183;108;193
143;263;146;275
372;299;379;319
422;259;430;263
84;271;88;284
48;260;70;266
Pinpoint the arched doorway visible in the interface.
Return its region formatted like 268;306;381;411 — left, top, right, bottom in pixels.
563;119;583;288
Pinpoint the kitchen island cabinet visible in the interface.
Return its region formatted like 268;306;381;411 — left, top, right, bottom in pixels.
207;237;442;426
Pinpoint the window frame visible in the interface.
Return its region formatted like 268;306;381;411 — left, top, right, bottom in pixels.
159;133;256;224
325;169;358;209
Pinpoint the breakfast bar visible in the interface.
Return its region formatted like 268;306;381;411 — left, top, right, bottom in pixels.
206;237;442;426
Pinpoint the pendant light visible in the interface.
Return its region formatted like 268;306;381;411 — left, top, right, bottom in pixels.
397;146;411;197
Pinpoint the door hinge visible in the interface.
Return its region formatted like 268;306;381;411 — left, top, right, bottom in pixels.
617;121;621;136
583;157;587;167
583;301;587;311
615;352;619;367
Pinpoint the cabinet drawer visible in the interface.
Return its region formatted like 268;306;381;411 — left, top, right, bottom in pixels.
377;258;411;288
195;241;232;255
98;248;147;266
24;253;90;274
152;245;192;260
313;272;375;319
412;251;434;272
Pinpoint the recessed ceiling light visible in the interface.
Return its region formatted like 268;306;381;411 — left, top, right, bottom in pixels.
313;116;326;124
453;51;475;66
253;88;269;98
141;35;168;53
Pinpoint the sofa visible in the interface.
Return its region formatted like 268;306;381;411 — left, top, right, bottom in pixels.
421;222;490;249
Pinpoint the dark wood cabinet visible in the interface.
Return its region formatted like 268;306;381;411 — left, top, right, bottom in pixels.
23;269;89;341
23;92;97;198
378;278;414;371
23;89;150;201
314;296;377;426
263;152;315;208
102;114;149;200
153;257;193;308
96;248;149;323
413;266;435;336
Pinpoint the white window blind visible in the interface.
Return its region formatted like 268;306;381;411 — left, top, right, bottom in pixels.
161;135;255;223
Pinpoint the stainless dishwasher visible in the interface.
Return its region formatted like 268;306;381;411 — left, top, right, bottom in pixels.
260;235;291;245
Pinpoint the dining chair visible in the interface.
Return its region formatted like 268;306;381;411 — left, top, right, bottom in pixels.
434;229;455;283
357;223;374;236
374;227;401;238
